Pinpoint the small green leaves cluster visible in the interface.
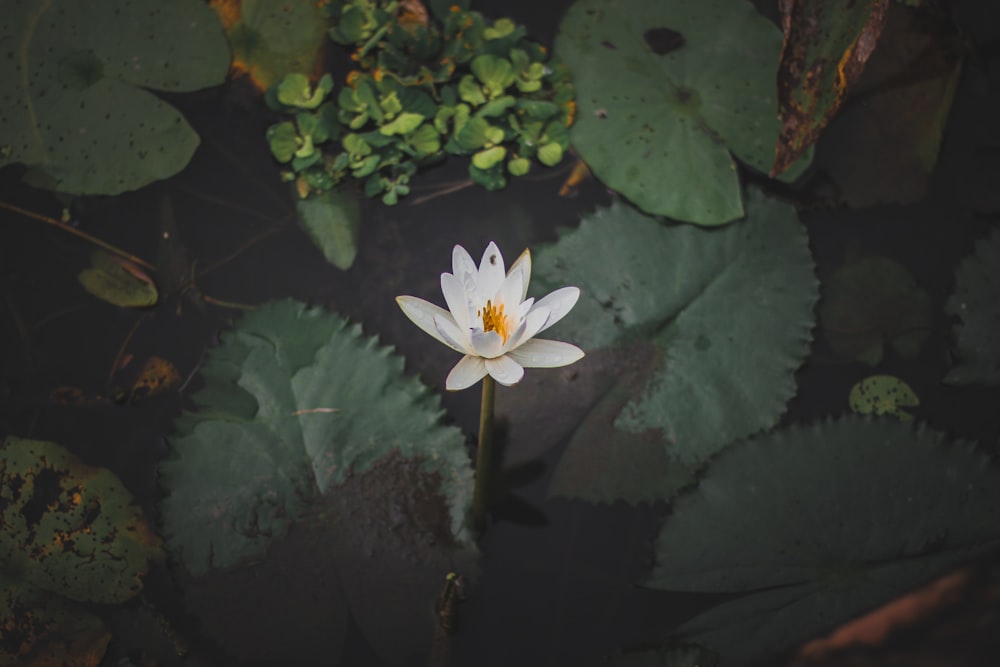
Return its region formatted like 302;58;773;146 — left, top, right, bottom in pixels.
265;0;575;204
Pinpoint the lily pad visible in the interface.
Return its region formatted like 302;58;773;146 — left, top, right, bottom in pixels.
555;0;812;225
0;575;110;667
159;300;476;664
295;186;362;270
159;299;474;574
536;189;817;503
944;228;1000;386
848;374;919;420
0;0;230;195
647;417;1000;666
819;256;932;365
77;250;158;308
0;437;162;604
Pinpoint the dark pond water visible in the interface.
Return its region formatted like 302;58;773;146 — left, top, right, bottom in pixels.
2;1;1000;666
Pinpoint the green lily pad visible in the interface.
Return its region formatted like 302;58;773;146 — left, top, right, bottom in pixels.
555;0;812;225
537;189;818;503
819;256;932;365
0;0;230;195
849;374;919;420
159;299;474;575
77;250;158;308
0;437;162;605
647;417;1000;666
945;228;1000;386
295;186;362;270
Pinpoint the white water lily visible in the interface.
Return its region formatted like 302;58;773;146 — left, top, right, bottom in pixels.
397;241;584;390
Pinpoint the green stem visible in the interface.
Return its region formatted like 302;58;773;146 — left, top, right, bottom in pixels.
471;374;495;535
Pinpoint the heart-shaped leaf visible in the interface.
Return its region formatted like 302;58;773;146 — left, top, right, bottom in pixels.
555;0;812;225
1;0;230;194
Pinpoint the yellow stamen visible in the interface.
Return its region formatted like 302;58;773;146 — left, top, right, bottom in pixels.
477;300;511;343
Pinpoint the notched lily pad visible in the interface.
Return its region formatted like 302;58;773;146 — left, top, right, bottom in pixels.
945;228;1000;386
0;437;163;604
819;256;932;365
555;0;812;225
0;0;230;194
849;374;919;420
536;189;818;503
159;299;474;576
648;417;1000;666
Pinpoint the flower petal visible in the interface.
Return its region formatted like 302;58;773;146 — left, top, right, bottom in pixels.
486;355;525;386
476;241;506;303
396;296;462;349
446;355;488;391
434;314;471;354
494;265;524;311
507;338;585;368
441;272;472;331
470;329;505;358
533;286;580;333
505;305;550;351
452;245;478;294
507;248;532;302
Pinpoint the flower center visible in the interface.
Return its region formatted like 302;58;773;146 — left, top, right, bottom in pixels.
478;300;511;343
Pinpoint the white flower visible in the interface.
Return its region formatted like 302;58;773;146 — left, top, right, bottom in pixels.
396;241;584;391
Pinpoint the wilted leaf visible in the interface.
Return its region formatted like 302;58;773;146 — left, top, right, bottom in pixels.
555;0;812;225
0;437;163;604
808;3;964;207
848;374;919;420
535;189;818;503
77;250;158;308
128;356;183;402
819;256;932;365
648;417;1000;666
945;228;1000;386
772;0;890;176
214;0;330;92
0;575;110;667
295;187;362;270
0;0;230;194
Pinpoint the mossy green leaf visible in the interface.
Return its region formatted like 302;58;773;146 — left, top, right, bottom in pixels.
945;228;1000;386
848;374;919;420
379;112;426;136
472;145;507;170
0;437;162;605
539;189;817;503
266;121;299;163
295;187;361;270
159;300;474;575
77;250;158;308
0;0;229;195
537;142;563;167
555;0;812;224
648;417;1000;666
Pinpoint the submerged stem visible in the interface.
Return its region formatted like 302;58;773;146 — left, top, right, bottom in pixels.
471;374;495;535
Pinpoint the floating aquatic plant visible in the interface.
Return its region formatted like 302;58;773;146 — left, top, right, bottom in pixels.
264;0;575;205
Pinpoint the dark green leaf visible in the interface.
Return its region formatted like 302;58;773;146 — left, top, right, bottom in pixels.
945;228;1000;386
